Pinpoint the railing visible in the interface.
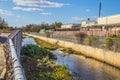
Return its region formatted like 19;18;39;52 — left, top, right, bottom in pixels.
4;30;26;80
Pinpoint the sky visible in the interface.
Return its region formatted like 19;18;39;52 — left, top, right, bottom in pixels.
0;0;120;27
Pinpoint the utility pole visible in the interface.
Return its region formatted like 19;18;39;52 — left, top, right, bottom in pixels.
98;2;102;18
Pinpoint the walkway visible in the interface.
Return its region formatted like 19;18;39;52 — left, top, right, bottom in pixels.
0;44;6;79
0;33;9;79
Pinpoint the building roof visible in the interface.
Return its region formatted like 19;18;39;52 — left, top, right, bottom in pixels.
91;22;120;27
98;14;120;19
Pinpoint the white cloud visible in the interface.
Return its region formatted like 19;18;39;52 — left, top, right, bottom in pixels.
13;6;43;11
86;9;90;12
71;16;81;21
0;9;12;15
93;16;97;18
12;0;69;8
41;12;51;15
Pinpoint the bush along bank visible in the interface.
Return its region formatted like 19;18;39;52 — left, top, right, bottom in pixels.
105;34;120;52
30;36;83;55
33;37;59;50
21;44;74;80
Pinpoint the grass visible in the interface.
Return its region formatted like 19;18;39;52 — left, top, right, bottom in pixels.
24;34;83;55
34;37;59;50
22;34;29;38
21;44;74;80
60;48;82;55
22;34;83;80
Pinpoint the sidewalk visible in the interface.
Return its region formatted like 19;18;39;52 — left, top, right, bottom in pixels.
0;44;6;79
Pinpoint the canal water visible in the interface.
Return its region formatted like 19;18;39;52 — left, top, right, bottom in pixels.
22;37;120;80
22;37;36;46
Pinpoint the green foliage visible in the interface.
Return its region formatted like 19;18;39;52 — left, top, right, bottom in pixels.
50;22;62;29
86;36;98;46
105;34;120;51
75;32;87;44
105;38;113;49
45;31;51;38
109;34;120;38
21;44;73;80
22;22;62;32
51;65;73;80
21;44;56;59
34;37;58;50
61;48;81;55
0;17;8;29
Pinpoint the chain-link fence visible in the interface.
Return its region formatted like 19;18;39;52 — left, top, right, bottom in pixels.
29;32;120;53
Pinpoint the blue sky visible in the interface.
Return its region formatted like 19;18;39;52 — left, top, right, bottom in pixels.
0;0;120;27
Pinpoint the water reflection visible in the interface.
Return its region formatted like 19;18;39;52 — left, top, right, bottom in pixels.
52;50;120;80
22;37;120;80
22;37;36;46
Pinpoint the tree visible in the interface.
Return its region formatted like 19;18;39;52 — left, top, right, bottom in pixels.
50;22;62;29
0;17;8;29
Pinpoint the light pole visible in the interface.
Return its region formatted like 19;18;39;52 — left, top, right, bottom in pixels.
98;1;102;18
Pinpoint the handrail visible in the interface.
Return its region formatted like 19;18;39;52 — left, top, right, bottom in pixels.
8;30;26;80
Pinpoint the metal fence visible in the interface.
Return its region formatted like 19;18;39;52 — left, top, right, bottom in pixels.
4;30;26;80
30;32;120;53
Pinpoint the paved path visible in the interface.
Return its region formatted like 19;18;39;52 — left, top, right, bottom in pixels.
0;33;10;38
0;33;10;43
0;44;6;79
0;33;9;79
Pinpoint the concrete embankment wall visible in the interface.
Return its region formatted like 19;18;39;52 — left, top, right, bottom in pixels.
26;34;120;68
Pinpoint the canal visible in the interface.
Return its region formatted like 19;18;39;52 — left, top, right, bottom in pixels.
22;37;120;80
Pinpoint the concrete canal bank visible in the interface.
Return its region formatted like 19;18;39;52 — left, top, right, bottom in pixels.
25;33;120;68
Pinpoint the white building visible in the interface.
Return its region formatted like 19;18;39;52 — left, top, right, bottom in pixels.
81;20;97;27
97;14;120;25
61;24;80;29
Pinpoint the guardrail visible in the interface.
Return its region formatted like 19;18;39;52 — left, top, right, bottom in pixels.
4;30;26;80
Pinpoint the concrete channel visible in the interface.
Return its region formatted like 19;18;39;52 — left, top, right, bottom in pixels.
25;33;120;69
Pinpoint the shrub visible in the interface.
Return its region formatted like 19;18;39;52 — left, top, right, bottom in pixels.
86;36;98;46
75;32;86;44
105;37;113;49
105;34;120;51
21;44;73;80
21;44;56;59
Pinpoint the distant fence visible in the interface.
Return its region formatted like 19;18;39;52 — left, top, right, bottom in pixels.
4;30;26;80
29;32;120;53
54;30;120;37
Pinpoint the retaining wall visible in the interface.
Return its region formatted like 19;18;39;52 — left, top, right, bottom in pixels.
26;34;120;68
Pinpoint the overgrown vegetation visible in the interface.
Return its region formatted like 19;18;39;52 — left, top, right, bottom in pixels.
22;22;62;32
105;34;120;51
0;17;14;33
21;44;73;80
105;37;113;49
33;37;59;50
60;48;81;55
75;32;87;44
25;35;83;55
22;34;28;38
86;36;98;46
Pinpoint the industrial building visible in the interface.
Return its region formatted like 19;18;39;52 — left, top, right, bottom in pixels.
81;20;97;27
97;14;120;25
61;24;80;29
81;14;120;28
